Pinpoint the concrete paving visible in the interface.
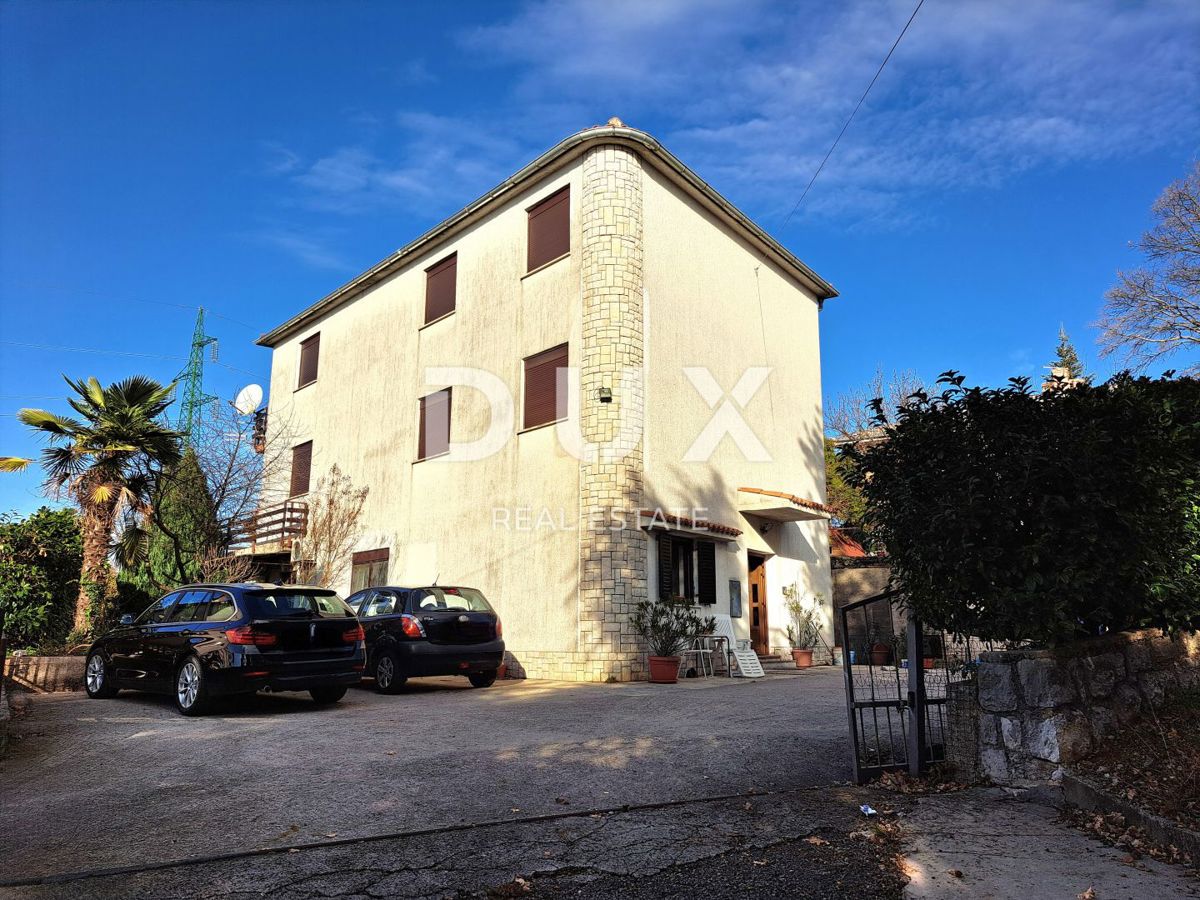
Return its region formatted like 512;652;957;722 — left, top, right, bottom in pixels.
0;669;851;882
902;789;1200;900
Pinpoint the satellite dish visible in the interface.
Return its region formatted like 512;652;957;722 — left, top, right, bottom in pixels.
233;384;263;415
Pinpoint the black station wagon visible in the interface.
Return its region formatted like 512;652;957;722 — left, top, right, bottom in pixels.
84;584;366;716
346;586;504;692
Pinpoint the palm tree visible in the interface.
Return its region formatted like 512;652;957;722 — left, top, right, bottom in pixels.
1;376;182;635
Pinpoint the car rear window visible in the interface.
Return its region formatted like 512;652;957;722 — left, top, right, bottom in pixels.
245;591;355;618
411;587;492;613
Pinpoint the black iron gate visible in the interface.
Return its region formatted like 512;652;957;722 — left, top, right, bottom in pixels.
840;590;983;783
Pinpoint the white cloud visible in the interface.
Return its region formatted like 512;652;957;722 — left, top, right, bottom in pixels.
261;0;1200;231
249;227;351;272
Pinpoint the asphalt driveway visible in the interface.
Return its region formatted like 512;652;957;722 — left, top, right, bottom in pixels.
0;669;851;882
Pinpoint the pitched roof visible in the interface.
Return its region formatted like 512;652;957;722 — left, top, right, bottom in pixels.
258;122;837;348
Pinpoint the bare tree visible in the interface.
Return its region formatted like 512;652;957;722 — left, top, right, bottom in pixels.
826;366;927;439
197;546;259;584
189;402;297;551
290;465;368;588
1098;162;1200;373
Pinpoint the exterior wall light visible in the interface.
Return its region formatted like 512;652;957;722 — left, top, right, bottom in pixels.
597;387;613;403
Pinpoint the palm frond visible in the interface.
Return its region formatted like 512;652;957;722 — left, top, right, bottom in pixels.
90;481;115;504
113;520;150;570
17;408;84;437
0;456;32;472
40;445;85;488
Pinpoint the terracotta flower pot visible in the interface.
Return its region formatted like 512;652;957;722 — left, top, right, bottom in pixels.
922;657;935;670
791;648;814;668
648;655;680;684
869;643;891;667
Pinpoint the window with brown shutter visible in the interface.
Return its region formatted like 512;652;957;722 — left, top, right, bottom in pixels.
527;186;569;271
297;334;320;389
290;441;313;497
424;253;457;325
523;343;568;430
697;541;716;605
417;388;451;460
350;548;389;592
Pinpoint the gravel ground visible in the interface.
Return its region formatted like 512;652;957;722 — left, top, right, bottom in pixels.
0;669;851;883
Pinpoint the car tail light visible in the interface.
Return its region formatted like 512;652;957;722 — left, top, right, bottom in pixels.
495;618;503;638
400;614;426;638
342;624;365;643
228;625;277;647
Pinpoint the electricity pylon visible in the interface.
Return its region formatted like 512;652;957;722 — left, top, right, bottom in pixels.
176;307;219;442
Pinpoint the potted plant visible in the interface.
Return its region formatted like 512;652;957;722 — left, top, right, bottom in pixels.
630;595;711;684
783;586;822;668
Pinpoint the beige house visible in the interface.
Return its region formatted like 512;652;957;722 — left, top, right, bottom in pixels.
250;120;837;682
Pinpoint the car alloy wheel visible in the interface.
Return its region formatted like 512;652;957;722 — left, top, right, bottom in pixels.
177;660;201;710
377;654;395;690
86;655;105;693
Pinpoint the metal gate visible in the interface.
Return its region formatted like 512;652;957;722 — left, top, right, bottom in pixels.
840;590;983;783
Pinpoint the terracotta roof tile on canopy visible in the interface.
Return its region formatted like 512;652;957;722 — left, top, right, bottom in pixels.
637;509;743;538
737;487;831;523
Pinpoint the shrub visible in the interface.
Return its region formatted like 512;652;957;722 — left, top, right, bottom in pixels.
0;507;82;649
847;372;1200;645
630;596;713;657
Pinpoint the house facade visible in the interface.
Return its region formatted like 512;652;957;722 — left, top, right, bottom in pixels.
252;120;837;682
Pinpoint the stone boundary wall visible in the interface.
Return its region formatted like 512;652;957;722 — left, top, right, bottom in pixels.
975;629;1199;784
4;654;86;693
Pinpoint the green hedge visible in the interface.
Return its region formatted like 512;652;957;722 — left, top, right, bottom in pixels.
848;373;1200;645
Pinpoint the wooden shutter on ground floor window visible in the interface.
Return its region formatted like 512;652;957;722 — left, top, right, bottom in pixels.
290;441;313;497
657;533;673;600
298;333;320;388
697;541;716;605
418;389;452;460
523;343;568;429
527;186;570;271
424;253;457;324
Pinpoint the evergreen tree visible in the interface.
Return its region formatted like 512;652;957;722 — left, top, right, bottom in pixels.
144;448;220;588
1054;325;1088;381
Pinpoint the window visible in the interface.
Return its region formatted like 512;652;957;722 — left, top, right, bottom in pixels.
656;535;716;604
417;389;451;460
205;592;237;622
412;587;493;612
350;548;390;592
298;333;320;389
527;185;569;271
290;441;312;497
139;592;182;625
424;253;457;324
523;343;568;430
361;591;398;618
244;590;354;618
166;590;212;623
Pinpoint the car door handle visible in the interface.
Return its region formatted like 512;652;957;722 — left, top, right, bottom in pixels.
181;629;195;636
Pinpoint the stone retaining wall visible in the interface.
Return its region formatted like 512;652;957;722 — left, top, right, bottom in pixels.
975;630;1199;785
5;655;86;693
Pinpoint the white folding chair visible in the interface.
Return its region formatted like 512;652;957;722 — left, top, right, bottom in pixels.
711;614;751;677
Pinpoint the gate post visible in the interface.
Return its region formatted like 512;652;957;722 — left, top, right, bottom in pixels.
906;615;926;776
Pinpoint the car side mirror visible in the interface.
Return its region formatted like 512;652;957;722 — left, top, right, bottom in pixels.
120;614;134;626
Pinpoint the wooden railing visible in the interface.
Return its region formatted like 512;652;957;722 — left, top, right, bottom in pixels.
229;500;308;553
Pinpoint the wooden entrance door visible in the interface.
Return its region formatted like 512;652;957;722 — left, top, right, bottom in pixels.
748;553;769;655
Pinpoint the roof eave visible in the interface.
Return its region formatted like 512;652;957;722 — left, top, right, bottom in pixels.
257;125;837;348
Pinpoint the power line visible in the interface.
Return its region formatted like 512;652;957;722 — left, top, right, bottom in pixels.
0;340;187;361
782;0;925;226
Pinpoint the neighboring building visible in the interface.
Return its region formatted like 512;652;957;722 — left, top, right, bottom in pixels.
246;119;837;682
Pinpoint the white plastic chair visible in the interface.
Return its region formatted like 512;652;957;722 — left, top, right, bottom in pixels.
711;614;751;677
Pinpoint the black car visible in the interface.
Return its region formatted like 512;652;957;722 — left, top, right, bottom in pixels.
84;584;366;716
346;586;504;692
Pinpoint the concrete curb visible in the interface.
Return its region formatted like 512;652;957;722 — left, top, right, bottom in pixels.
1062;771;1200;861
5;655;85;693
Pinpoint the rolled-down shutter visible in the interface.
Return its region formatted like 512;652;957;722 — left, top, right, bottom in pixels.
523;344;568;429
527;186;570;271
424;254;457;324
657;533;673;600
418;389;452;460
298;334;320;388
290;441;312;497
697;541;716;605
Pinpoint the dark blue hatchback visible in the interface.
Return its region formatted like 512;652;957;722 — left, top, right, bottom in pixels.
84;584;365;715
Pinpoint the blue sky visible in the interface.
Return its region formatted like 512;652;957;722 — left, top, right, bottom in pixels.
1;0;1198;514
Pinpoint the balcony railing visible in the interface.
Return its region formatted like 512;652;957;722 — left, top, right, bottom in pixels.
229;499;308;554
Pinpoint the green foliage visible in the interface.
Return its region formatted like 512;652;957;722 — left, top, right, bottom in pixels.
141;449;220;589
783;585;823;648
848;372;1200;645
630;596;714;657
824;439;867;526
0;507;82;648
1053;326;1089;382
